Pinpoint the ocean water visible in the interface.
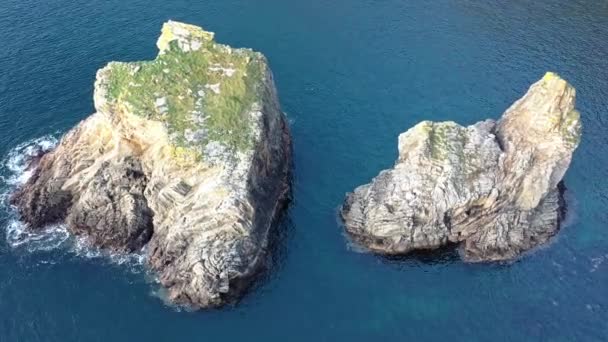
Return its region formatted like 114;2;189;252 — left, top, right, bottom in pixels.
0;0;607;340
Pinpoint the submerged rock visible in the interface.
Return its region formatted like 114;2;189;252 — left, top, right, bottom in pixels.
341;73;581;262
11;21;291;308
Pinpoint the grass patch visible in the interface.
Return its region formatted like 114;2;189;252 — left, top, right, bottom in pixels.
103;30;267;156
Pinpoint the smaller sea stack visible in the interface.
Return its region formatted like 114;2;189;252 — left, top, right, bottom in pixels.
341;73;581;262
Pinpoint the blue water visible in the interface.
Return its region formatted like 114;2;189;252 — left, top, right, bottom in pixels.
1;0;607;340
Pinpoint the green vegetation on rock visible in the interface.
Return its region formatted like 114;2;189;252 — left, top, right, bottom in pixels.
103;22;267;155
424;122;466;161
560;109;582;147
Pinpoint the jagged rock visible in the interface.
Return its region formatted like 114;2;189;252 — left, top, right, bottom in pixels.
11;21;291;308
341;73;581;262
66;156;154;252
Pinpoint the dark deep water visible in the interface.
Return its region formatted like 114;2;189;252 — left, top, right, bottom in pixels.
1;0;607;340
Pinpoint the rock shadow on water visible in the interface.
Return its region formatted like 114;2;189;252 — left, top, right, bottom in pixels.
380;244;461;266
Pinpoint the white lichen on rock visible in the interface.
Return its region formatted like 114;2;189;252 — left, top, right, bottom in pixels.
204;83;221;95
341;73;582;262
209;64;237;77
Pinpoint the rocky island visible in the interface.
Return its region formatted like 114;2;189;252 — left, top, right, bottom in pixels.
11;21;291;308
341;73;581;262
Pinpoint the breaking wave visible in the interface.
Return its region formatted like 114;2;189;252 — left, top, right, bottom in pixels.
0;135;146;272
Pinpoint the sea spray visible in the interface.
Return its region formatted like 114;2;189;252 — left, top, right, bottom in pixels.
0;135;147;274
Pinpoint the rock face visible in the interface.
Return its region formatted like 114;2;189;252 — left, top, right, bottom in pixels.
341;73;581;262
11;21;291;308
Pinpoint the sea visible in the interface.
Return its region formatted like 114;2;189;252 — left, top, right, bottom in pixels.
0;0;607;341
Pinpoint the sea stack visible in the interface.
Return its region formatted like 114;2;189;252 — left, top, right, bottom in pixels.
341;73;581;262
11;21;291;308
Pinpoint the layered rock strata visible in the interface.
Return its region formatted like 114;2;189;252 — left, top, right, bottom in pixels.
341;73;581;262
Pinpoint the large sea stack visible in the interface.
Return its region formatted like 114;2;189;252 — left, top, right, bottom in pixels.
341;73;581;262
11;21;291;308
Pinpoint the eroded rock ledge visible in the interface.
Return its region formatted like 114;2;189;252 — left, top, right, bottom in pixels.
11;21;291;308
341;73;581;262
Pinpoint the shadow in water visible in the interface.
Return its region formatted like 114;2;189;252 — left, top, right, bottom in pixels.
379;243;461;267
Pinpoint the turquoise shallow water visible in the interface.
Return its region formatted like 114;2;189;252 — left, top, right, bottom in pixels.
1;0;607;341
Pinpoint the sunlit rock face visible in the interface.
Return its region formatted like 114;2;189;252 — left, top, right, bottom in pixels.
341;73;581;262
11;21;292;308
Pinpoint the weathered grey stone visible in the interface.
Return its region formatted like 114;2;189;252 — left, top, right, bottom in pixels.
341;72;581;262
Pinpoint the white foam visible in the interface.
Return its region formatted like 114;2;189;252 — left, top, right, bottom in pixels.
590;253;608;273
2;135;58;186
5;220;70;251
70;236;147;272
0;135;146;273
